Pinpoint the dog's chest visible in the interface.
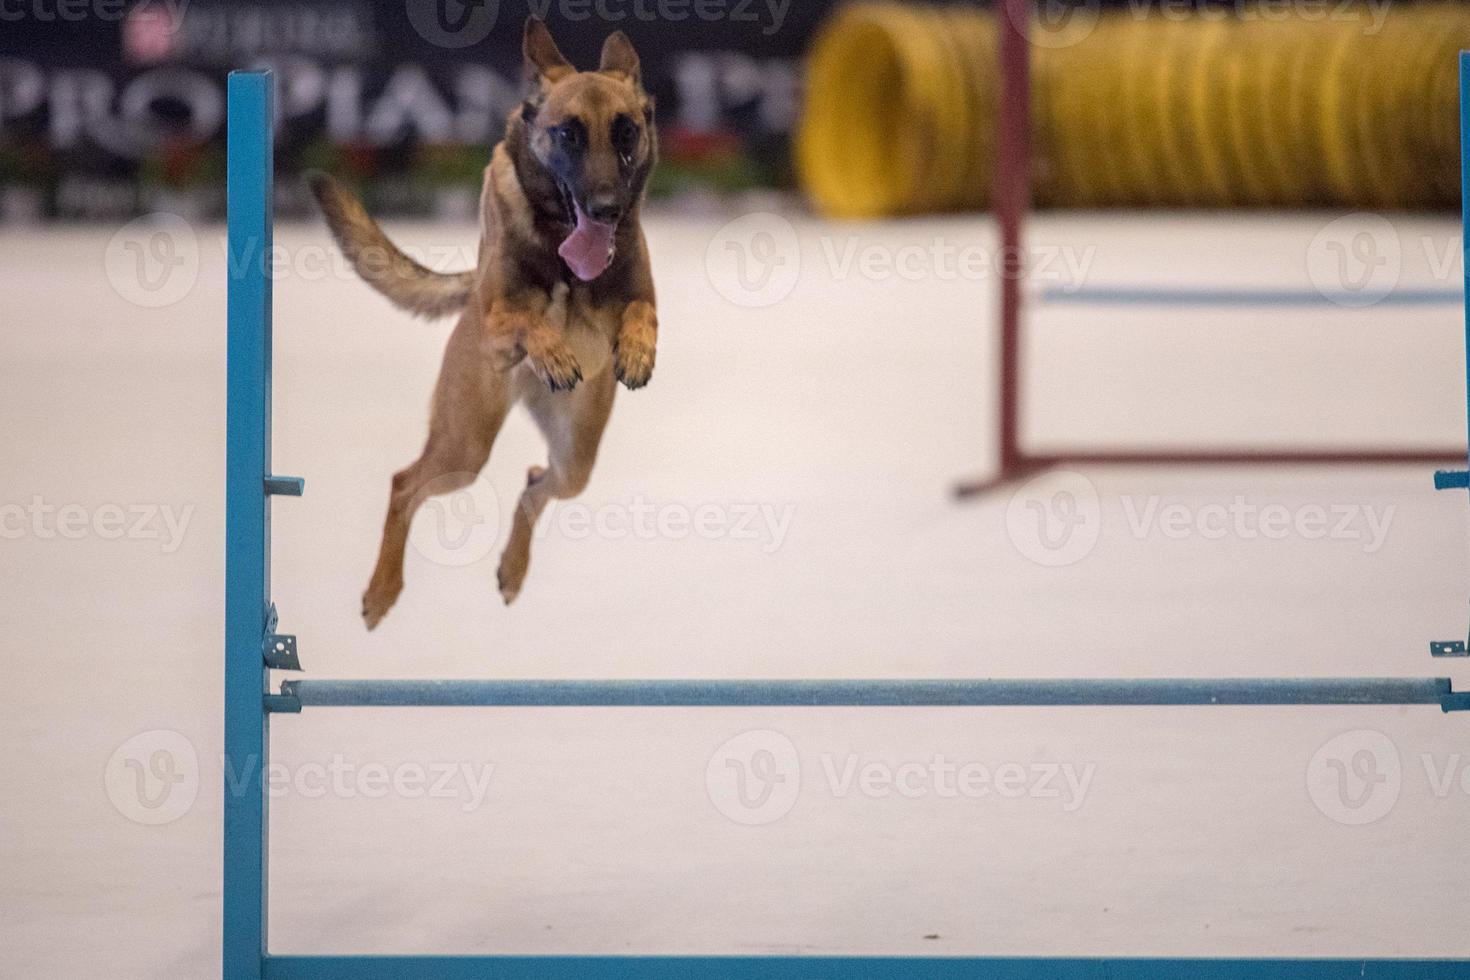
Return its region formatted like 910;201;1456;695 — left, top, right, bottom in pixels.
547;281;620;379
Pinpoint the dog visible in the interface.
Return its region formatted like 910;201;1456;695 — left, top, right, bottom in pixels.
310;17;658;629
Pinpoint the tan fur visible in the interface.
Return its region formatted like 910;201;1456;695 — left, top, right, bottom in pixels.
308;172;474;320
316;19;660;628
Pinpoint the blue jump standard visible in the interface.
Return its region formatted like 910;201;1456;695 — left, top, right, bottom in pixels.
273;677;1467;710
222;53;1470;980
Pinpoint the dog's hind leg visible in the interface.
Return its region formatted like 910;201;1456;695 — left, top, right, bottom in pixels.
363;322;511;629
496;367;616;604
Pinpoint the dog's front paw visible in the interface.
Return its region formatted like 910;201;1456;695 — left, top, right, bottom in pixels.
526;342;583;392
615;336;655;390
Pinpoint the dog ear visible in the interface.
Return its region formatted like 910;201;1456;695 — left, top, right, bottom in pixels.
524;17;573;84
599;30;641;84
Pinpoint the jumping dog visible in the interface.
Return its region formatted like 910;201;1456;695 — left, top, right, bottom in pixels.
311;17;658;628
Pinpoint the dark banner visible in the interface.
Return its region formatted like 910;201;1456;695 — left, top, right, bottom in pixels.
0;0;835;220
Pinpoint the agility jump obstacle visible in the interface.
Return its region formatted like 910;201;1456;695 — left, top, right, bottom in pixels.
225;57;1470;978
951;0;1465;496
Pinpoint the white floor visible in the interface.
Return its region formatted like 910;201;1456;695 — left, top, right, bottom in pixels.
3;209;1470;977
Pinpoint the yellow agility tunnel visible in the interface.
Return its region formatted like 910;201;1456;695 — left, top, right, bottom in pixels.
796;2;1469;217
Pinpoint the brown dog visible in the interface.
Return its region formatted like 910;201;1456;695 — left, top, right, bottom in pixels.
311;17;658;628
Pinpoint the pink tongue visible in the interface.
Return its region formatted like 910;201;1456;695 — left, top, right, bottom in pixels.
558;205;617;281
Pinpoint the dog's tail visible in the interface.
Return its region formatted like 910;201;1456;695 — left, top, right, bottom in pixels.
307;171;475;320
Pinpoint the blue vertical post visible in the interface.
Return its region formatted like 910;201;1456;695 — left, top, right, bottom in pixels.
224;68;272;980
1461;52;1470;475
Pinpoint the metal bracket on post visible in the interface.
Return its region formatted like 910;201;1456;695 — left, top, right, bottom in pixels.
262;603;302;714
265;475;304;496
262;603;302;671
1442;686;1470;713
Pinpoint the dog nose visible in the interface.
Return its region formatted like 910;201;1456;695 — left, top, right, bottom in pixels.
586;194;622;224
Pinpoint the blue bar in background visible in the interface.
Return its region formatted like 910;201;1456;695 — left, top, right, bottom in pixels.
1039;286;1462;307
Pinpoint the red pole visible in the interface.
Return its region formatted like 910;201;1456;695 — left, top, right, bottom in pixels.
996;0;1031;475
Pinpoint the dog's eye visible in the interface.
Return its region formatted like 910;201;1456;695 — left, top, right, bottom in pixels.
611;114;640;165
553;121;585;150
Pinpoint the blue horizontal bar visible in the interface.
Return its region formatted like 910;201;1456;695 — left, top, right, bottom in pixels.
1435;469;1470;490
262;955;1470;979
1039;286;1462;307
274;678;1454;710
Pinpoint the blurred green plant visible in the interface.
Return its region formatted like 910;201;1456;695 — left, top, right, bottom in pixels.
648;126;770;198
414;142;484;186
0;136;55;188
137;136;223;190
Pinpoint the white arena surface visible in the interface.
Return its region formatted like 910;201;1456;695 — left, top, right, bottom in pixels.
3;209;1469;976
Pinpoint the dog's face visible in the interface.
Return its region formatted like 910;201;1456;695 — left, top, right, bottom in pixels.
520;18;655;281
